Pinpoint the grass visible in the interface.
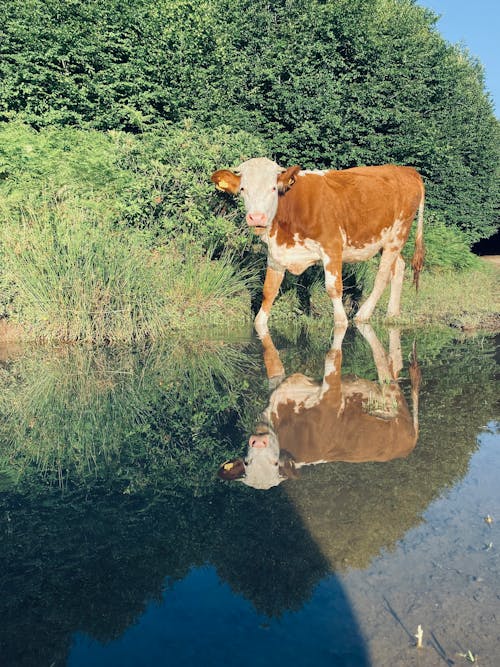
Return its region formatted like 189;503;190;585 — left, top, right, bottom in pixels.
0;338;253;490
1;202;254;343
380;262;499;330
265;261;499;340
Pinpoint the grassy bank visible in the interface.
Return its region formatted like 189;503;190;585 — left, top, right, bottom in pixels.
0;203;255;343
0;121;263;343
1;121;497;343
269;261;499;340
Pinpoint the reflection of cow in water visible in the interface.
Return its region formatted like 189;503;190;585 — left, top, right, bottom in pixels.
219;324;421;490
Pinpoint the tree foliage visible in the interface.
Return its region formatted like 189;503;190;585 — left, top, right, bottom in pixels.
1;0;498;242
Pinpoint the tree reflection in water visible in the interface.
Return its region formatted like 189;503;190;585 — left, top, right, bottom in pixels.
0;328;497;666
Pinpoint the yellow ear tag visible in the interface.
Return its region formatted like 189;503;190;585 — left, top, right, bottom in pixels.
217;179;229;190
223;461;234;471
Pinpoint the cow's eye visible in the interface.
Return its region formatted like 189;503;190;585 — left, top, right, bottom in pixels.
272;186;277;192
240;187;245;192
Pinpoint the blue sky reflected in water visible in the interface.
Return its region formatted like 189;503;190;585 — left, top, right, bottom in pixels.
69;566;368;667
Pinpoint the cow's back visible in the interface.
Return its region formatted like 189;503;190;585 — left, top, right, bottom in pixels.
274;164;423;247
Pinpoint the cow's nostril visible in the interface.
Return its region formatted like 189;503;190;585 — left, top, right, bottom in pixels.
246;212;267;227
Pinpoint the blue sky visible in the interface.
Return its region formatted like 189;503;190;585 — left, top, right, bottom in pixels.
418;1;499;114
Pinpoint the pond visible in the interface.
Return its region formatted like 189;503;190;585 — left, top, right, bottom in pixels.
0;324;498;666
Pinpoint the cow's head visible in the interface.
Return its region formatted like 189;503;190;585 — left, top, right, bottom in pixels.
211;158;301;234
218;419;298;490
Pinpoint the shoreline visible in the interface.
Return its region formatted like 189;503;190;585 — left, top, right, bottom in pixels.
2;260;498;346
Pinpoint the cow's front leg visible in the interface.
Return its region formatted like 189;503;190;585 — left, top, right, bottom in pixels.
324;257;348;327
254;266;284;337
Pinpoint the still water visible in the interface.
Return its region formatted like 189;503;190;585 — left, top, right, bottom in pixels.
0;325;498;666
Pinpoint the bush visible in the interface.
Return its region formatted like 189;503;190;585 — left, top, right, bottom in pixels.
0;120;267;253
1;0;497;243
402;212;481;272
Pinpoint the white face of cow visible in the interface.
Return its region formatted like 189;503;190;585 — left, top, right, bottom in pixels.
218;419;296;490
211;158;301;234
237;158;283;231
242;422;282;489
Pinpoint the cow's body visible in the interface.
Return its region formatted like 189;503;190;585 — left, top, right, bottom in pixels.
212;158;425;334
219;324;420;490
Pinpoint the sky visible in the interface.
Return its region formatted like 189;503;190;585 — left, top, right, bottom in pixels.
418;0;499;115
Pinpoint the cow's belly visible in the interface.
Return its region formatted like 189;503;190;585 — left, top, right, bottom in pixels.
269;374;321;416
268;234;322;275
341;240;383;263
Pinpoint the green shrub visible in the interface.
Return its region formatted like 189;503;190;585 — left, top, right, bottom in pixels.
402;212;481;272
0;120;267;254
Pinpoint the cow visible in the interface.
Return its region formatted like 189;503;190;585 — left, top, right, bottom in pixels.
218;324;421;490
211;158;425;335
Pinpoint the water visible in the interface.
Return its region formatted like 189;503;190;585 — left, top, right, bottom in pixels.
0;325;498;666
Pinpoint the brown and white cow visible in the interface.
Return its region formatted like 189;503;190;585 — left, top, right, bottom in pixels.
211;158;424;334
218;324;420;490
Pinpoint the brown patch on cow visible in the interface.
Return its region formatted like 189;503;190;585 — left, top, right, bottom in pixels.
271;379;415;465
270;166;423;262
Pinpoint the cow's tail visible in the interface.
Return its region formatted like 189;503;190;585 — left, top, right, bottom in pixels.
409;340;421;441
411;187;425;291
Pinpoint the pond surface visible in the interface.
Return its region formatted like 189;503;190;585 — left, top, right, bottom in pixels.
0;325;498;666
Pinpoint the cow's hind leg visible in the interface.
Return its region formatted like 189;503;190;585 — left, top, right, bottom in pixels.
387;254;405;318
254;266;284;337
355;249;399;322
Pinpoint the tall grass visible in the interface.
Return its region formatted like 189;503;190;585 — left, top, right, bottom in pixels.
1;202;254;343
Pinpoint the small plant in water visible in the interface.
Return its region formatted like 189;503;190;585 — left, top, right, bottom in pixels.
363;391;398;417
457;649;477;663
414;624;423;649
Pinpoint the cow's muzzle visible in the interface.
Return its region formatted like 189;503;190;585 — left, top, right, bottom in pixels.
246;212;267;228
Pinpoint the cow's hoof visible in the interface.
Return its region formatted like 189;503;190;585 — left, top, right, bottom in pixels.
354;311;371;323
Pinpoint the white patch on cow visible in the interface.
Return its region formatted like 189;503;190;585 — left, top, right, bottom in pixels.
254;308;269;337
239;423;283;489
241;449;282;490
267;373;324;416
324;267;338;292
298;169;326;176
342;239;383;262
267;233;322;275
323;263;348;326
235;157;283;227
295;459;330;469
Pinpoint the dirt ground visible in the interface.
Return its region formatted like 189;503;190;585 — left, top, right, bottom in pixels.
482;255;500;267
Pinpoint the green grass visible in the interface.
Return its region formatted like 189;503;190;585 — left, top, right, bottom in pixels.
386;263;500;329
1;202;254;343
266;261;499;339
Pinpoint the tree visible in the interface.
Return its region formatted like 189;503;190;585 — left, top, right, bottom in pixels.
1;0;497;242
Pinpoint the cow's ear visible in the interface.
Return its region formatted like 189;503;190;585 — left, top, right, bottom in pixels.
218;458;245;481
277;165;301;193
279;450;299;480
211;169;241;194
